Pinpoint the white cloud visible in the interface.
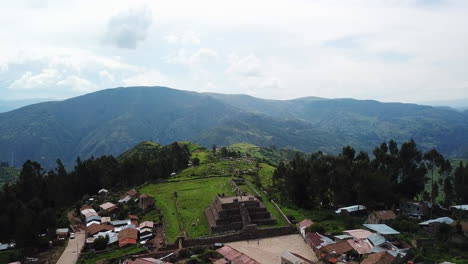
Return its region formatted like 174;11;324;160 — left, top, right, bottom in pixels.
227;54;263;77
164;31;201;45
8;69;61;90
56;75;97;92
99;70;115;82
122;70;172;87
103;6;153;49
167;48;218;66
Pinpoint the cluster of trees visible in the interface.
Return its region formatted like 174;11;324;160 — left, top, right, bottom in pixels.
272;139;466;210
0;142;190;254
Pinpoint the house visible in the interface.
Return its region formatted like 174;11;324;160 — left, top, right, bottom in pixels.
335;205;367;215
297;219;314;238
119;189;140;203
56;228;69;239
99;202;119;216
118;227;139;247
363;224;400;235
450;204;468;212
139;221;155;241
216;245;260;264
419;217;455;233
101;216;111;225
85;215;102;227
305;232;334;256
343;229;373;240
281;251;314;264
129;215;139;226
126;258;172;264
360;251;395;264
367;210;397;224
111;219;134;232
98;188;108;198
94;230;119;245
346;239;372;255
86;223;114;236
139;194;155;210
81;208;99;222
367;233;386;247
400;201;428;219
320;240;354;261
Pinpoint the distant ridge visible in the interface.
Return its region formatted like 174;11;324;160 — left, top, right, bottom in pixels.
0;86;467;167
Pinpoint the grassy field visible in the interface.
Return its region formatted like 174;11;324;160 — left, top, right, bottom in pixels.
77;245;145;264
140;177;234;241
170;159;253;181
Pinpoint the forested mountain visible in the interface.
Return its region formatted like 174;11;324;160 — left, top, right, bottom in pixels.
0;86;467;168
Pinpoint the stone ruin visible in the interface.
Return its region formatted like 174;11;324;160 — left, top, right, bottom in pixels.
205;195;277;233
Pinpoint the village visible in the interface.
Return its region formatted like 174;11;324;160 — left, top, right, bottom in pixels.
45;176;468;264
1;143;467;264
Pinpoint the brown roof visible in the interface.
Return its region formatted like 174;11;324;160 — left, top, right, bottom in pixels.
87;224;114;236
127;189;138;197
322;240;354;255
360;252;395;264
80;205;93;211
343;229;373;240
118;227;139;240
298;219;314;229
372;210;397;221
140;194;150;199
217;245;260;264
128;215;139;220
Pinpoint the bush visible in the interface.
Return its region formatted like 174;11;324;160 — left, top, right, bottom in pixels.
93;235;109;250
307;223;326;233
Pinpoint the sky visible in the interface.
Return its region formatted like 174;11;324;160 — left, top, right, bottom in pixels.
0;0;467;103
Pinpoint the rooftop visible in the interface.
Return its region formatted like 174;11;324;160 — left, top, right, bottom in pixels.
360;251;395;264
217;245;260;264
343;229;373;240
370;210;397;220
419;217;454;226
363;224;400;235
335;205;367;214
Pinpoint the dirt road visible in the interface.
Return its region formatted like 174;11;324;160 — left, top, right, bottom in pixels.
56;231;85;264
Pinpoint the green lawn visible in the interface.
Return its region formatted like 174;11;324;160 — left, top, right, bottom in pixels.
171;160;253;181
140;177;234;241
77;245;145;264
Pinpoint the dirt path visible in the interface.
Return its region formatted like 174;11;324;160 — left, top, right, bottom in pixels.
56;210;86;264
56;231;85;264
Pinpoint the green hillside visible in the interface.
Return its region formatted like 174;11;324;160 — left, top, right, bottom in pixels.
0;86;467;168
118;141;162;161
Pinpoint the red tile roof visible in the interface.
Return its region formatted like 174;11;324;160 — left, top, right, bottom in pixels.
346;239;372;254
322;240;354;255
217;245;260;264
87;224;114;236
360;251;395;264
118;228;139;247
372;210;397;221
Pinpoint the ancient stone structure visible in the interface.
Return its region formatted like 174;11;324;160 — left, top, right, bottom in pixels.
205;195;277;233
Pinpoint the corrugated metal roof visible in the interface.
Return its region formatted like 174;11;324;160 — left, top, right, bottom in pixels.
334;234;352;240
367;233;386;246
346;239;372;254
217;245;260;264
56;228;69;233
450;205;468;210
419;217;454;225
100;202;117;210
335;205;367;214
363;224;400;235
343;229;373;240
306;232;334;249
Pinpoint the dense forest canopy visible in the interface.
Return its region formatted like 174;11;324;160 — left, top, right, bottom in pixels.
0;142;190;254
272;139;468;210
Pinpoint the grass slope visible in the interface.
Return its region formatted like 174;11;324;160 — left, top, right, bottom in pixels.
140;177;234;241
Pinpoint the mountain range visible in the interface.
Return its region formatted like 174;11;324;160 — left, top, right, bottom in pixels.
0;86;467;168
